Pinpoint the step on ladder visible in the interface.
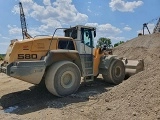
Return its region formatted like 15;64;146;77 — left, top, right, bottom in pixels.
81;54;94;82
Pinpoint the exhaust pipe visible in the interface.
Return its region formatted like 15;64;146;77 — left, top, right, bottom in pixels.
122;58;144;78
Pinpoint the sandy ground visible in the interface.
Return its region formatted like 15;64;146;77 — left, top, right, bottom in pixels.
0;33;160;120
0;73;114;120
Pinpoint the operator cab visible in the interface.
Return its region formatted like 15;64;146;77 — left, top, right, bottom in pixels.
64;25;96;54
64;25;96;81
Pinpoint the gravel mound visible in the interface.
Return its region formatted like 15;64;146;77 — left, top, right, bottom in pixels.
90;33;160;120
113;33;160;69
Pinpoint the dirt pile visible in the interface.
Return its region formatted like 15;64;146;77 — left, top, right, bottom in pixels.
113;33;160;69
89;33;160;120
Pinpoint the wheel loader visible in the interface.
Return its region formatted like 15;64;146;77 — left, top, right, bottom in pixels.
0;25;144;97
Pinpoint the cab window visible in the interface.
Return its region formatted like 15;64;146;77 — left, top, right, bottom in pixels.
64;27;77;39
81;28;93;47
58;40;75;50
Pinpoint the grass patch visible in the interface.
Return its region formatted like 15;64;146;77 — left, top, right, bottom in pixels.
0;54;5;60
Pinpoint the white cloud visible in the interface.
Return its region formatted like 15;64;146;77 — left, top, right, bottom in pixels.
11;0;88;38
40;18;62;31
43;0;51;6
12;0;34;16
109;0;143;12
97;24;124;44
28;28;41;36
8;25;21;35
86;22;124;45
86;22;122;37
85;23;99;27
12;0;88;27
12;5;19;14
8;24;40;37
12;0;89;36
123;26;132;31
98;23;122;36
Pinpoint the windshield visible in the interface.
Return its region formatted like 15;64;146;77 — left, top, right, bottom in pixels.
81;28;94;47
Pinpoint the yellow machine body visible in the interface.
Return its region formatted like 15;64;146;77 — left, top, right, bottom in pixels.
0;25;144;97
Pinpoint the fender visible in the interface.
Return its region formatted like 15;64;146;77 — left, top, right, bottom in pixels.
99;55;118;75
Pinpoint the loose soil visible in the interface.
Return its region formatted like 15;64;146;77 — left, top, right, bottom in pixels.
0;33;160;120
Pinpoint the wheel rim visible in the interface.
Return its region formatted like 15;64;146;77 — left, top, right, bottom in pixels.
115;66;121;77
60;71;75;89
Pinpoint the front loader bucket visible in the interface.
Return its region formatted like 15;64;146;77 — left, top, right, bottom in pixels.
122;59;144;78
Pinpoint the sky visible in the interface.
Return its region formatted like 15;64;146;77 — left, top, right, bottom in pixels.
0;0;160;54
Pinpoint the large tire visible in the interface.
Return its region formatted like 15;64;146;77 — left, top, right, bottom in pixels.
45;61;81;97
102;59;125;85
94;73;99;80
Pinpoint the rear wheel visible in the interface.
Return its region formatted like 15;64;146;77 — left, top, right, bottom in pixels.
102;59;125;85
45;61;81;97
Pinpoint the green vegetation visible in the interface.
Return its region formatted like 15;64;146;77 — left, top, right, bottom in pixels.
96;37;125;48
96;37;112;48
0;54;5;60
114;41;124;47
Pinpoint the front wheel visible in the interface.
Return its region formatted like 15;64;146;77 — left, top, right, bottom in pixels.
102;59;125;85
45;61;81;97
